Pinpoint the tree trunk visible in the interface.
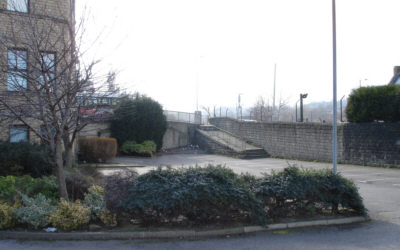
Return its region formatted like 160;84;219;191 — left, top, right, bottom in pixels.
55;138;69;200
63;134;74;169
64;145;73;169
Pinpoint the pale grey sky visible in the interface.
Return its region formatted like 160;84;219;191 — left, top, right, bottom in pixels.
78;0;400;112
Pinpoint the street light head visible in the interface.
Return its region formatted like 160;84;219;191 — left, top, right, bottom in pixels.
301;93;308;99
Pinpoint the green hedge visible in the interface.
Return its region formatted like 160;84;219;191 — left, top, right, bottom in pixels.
0;142;53;177
120;140;157;157
346;85;400;122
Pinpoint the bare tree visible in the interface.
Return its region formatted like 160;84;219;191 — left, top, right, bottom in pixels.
0;1;113;199
276;94;290;121
249;96;273;122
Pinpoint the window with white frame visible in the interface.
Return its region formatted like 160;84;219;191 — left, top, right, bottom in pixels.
7;49;28;91
9;125;29;143
7;0;28;13
40;52;56;86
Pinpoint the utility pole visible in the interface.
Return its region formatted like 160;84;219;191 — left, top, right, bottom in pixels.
272;64;277;121
237;94;243;120
340;95;345;122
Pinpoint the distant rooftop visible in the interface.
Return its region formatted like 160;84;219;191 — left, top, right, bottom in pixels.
389;66;400;84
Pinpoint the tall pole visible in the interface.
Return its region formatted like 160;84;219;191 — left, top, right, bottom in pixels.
340;95;345;122
196;71;199;111
332;0;338;173
273;64;277;121
300;94;304;122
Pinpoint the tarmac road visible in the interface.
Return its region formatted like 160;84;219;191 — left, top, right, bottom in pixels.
2;154;400;249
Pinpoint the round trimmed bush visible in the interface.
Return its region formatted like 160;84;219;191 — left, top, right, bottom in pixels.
110;95;167;150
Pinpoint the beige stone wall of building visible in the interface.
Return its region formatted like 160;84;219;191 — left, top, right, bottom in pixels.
79;122;112;138
0;0;73;21
0;0;74;143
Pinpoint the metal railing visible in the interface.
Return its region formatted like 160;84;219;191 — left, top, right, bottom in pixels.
164;110;200;124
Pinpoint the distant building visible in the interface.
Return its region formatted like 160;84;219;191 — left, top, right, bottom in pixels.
389;66;400;85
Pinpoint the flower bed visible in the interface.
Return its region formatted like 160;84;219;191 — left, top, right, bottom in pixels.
0;165;366;231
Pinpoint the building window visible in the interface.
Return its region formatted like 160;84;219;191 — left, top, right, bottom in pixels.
7;0;28;13
7;49;28;91
10;125;29;143
40;52;56;86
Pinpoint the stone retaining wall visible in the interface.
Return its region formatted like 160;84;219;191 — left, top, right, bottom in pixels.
209;117;400;167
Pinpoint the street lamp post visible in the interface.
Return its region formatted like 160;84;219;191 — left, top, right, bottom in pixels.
300;93;308;122
295;99;300;122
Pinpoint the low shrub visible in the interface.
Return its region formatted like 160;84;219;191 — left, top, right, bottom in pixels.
0;142;53;177
253;166;366;218
14;194;57;229
49;199;90;232
0;201;16;230
83;185;117;227
78;137;117;163
120;140;157;157
83;185;105;220
98;209;117;227
104;169;138;211
65;166;103;201
119;165;267;225
0;175;58;203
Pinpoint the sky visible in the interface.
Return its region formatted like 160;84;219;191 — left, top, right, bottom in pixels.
77;0;400;112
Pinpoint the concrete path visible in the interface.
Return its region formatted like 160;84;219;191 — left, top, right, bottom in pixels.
2;154;400;249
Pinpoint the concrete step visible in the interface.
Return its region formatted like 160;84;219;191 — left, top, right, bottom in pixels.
198;125;219;131
196;128;268;159
240;149;269;159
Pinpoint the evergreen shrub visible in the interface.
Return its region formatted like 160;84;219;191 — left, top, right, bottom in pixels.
0;142;53;177
110;95;167;150
346;85;400;122
253;166;366;218
119;165;267;225
118;165;366;226
120;140;157;157
49;199;90;231
0;201;16;230
14;194;57;229
83;185;117;227
78;137;117;163
0;175;58;203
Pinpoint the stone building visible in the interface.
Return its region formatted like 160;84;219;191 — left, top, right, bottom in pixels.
0;0;75;143
389;66;400;85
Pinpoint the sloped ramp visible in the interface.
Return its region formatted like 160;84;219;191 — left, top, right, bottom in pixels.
196;125;268;159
